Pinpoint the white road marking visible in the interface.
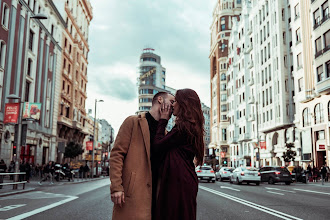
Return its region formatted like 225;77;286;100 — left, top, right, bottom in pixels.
265;187;296;193
220;186;241;191
293;188;330;195
199;186;302;220
266;191;284;196
0;204;26;211
6;196;78;220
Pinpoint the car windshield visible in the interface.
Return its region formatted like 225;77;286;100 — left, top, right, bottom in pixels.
223;168;234;172
276;167;289;172
200;167;212;170
242;167;258;171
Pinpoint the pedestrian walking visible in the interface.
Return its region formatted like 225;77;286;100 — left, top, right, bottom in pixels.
321;165;327;185
39;161;53;185
25;162;31;183
326;165;330;182
19;161;26;182
8;161;15;180
109;91;175;220
83;164;90;178
153;88;204;220
0;159;7;189
79;165;84;179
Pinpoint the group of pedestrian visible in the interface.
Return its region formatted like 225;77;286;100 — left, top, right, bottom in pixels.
306;164;330;184
110;89;205;220
79;164;90;178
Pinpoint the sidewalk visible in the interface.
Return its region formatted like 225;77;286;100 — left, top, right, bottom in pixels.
0;176;108;197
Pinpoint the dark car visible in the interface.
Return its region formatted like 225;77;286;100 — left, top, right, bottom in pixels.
259;166;292;185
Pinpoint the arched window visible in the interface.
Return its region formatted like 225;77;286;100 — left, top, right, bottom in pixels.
1;4;10;28
314;103;324;124
0;41;6;68
303;108;311;127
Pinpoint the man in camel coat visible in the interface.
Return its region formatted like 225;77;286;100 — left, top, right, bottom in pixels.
110;92;175;220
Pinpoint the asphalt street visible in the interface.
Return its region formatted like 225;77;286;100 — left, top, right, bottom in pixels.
1;178;329;220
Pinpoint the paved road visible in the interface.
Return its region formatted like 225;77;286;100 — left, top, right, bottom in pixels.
1;178;329;219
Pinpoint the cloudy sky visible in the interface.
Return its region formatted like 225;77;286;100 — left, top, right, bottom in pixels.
86;0;215;134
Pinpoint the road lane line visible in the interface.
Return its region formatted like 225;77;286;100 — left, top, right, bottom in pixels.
199;186;302;220
265;187;296;193
267;191;284;196
220;186;241;191
6;196;78;220
293;188;330;195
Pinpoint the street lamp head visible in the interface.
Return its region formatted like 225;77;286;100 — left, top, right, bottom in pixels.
98;100;104;103
7;94;21;100
31;14;48;20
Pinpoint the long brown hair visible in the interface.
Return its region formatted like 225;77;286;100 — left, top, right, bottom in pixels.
175;89;205;166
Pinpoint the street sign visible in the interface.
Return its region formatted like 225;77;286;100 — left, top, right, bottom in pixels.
86;141;93;151
256;152;260;160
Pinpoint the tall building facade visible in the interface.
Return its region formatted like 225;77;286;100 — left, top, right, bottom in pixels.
227;0;295;167
137;48;176;130
209;0;242;165
0;0;65;165
55;0;93;162
202;103;211;158
291;0;329;168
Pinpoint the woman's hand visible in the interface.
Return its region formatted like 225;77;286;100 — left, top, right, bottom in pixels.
159;102;172;120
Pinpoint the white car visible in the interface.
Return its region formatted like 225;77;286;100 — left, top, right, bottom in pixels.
196;166;216;183
229;167;261;185
216;167;234;181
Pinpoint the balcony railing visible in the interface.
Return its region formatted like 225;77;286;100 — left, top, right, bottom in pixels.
248;61;254;69
248;96;255;104
315;50;323;58
248;78;254;86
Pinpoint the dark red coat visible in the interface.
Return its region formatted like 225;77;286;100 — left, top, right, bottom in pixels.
153;119;198;220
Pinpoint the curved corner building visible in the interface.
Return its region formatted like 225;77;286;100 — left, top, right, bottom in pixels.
138;48;168;112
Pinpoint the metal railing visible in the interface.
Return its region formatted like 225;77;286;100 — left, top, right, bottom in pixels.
0;172;27;189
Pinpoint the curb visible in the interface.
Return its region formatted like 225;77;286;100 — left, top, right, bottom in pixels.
0;188;36;197
0;177;108;197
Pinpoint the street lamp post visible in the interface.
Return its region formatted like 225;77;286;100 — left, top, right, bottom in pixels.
91;99;104;178
7;12;47;189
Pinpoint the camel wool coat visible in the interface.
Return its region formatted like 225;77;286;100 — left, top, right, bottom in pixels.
110;113;152;220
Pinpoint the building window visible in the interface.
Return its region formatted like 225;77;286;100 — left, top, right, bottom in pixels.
0;41;6;68
221;94;227;101
221;24;225;31
298;78;303;92
303;108;311;127
27;58;32;76
29;30;34;51
222;129;227;141
316;130;325;140
221;83;226;91
221;104;227;112
322;1;329;19
25;81;30;102
317;65;324;82
315;37;322;56
314;103;324;124
294;4;300;19
66;107;70;118
297;53;302;68
221;73;226;81
324;30;330;52
326;61;330;78
1;3;10;28
314;9;321;28
296;28;301;43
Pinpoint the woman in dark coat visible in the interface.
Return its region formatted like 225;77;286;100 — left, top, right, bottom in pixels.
153;89;205;220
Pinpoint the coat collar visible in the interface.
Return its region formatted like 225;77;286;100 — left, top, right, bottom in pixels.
138;112;151;170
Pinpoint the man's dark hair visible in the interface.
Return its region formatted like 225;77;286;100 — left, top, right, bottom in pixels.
152;92;169;105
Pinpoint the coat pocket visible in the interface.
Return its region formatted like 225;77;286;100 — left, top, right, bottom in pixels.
126;172;136;197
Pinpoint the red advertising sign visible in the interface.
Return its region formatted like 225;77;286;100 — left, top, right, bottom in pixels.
220;152;226;158
260;141;266;150
319;145;325;150
4;103;20;124
86;141;93;151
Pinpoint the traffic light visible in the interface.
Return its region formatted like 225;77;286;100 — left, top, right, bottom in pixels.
224;160;227;165
13;146;17;155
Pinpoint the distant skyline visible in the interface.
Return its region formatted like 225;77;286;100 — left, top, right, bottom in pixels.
86;0;214;134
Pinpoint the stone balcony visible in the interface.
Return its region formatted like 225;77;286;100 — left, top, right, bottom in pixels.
248;78;254;86
248;96;255;104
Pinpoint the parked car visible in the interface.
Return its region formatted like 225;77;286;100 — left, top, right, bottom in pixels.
229;167;261;185
259;166;292;185
216;167;234;181
196;166;216;183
